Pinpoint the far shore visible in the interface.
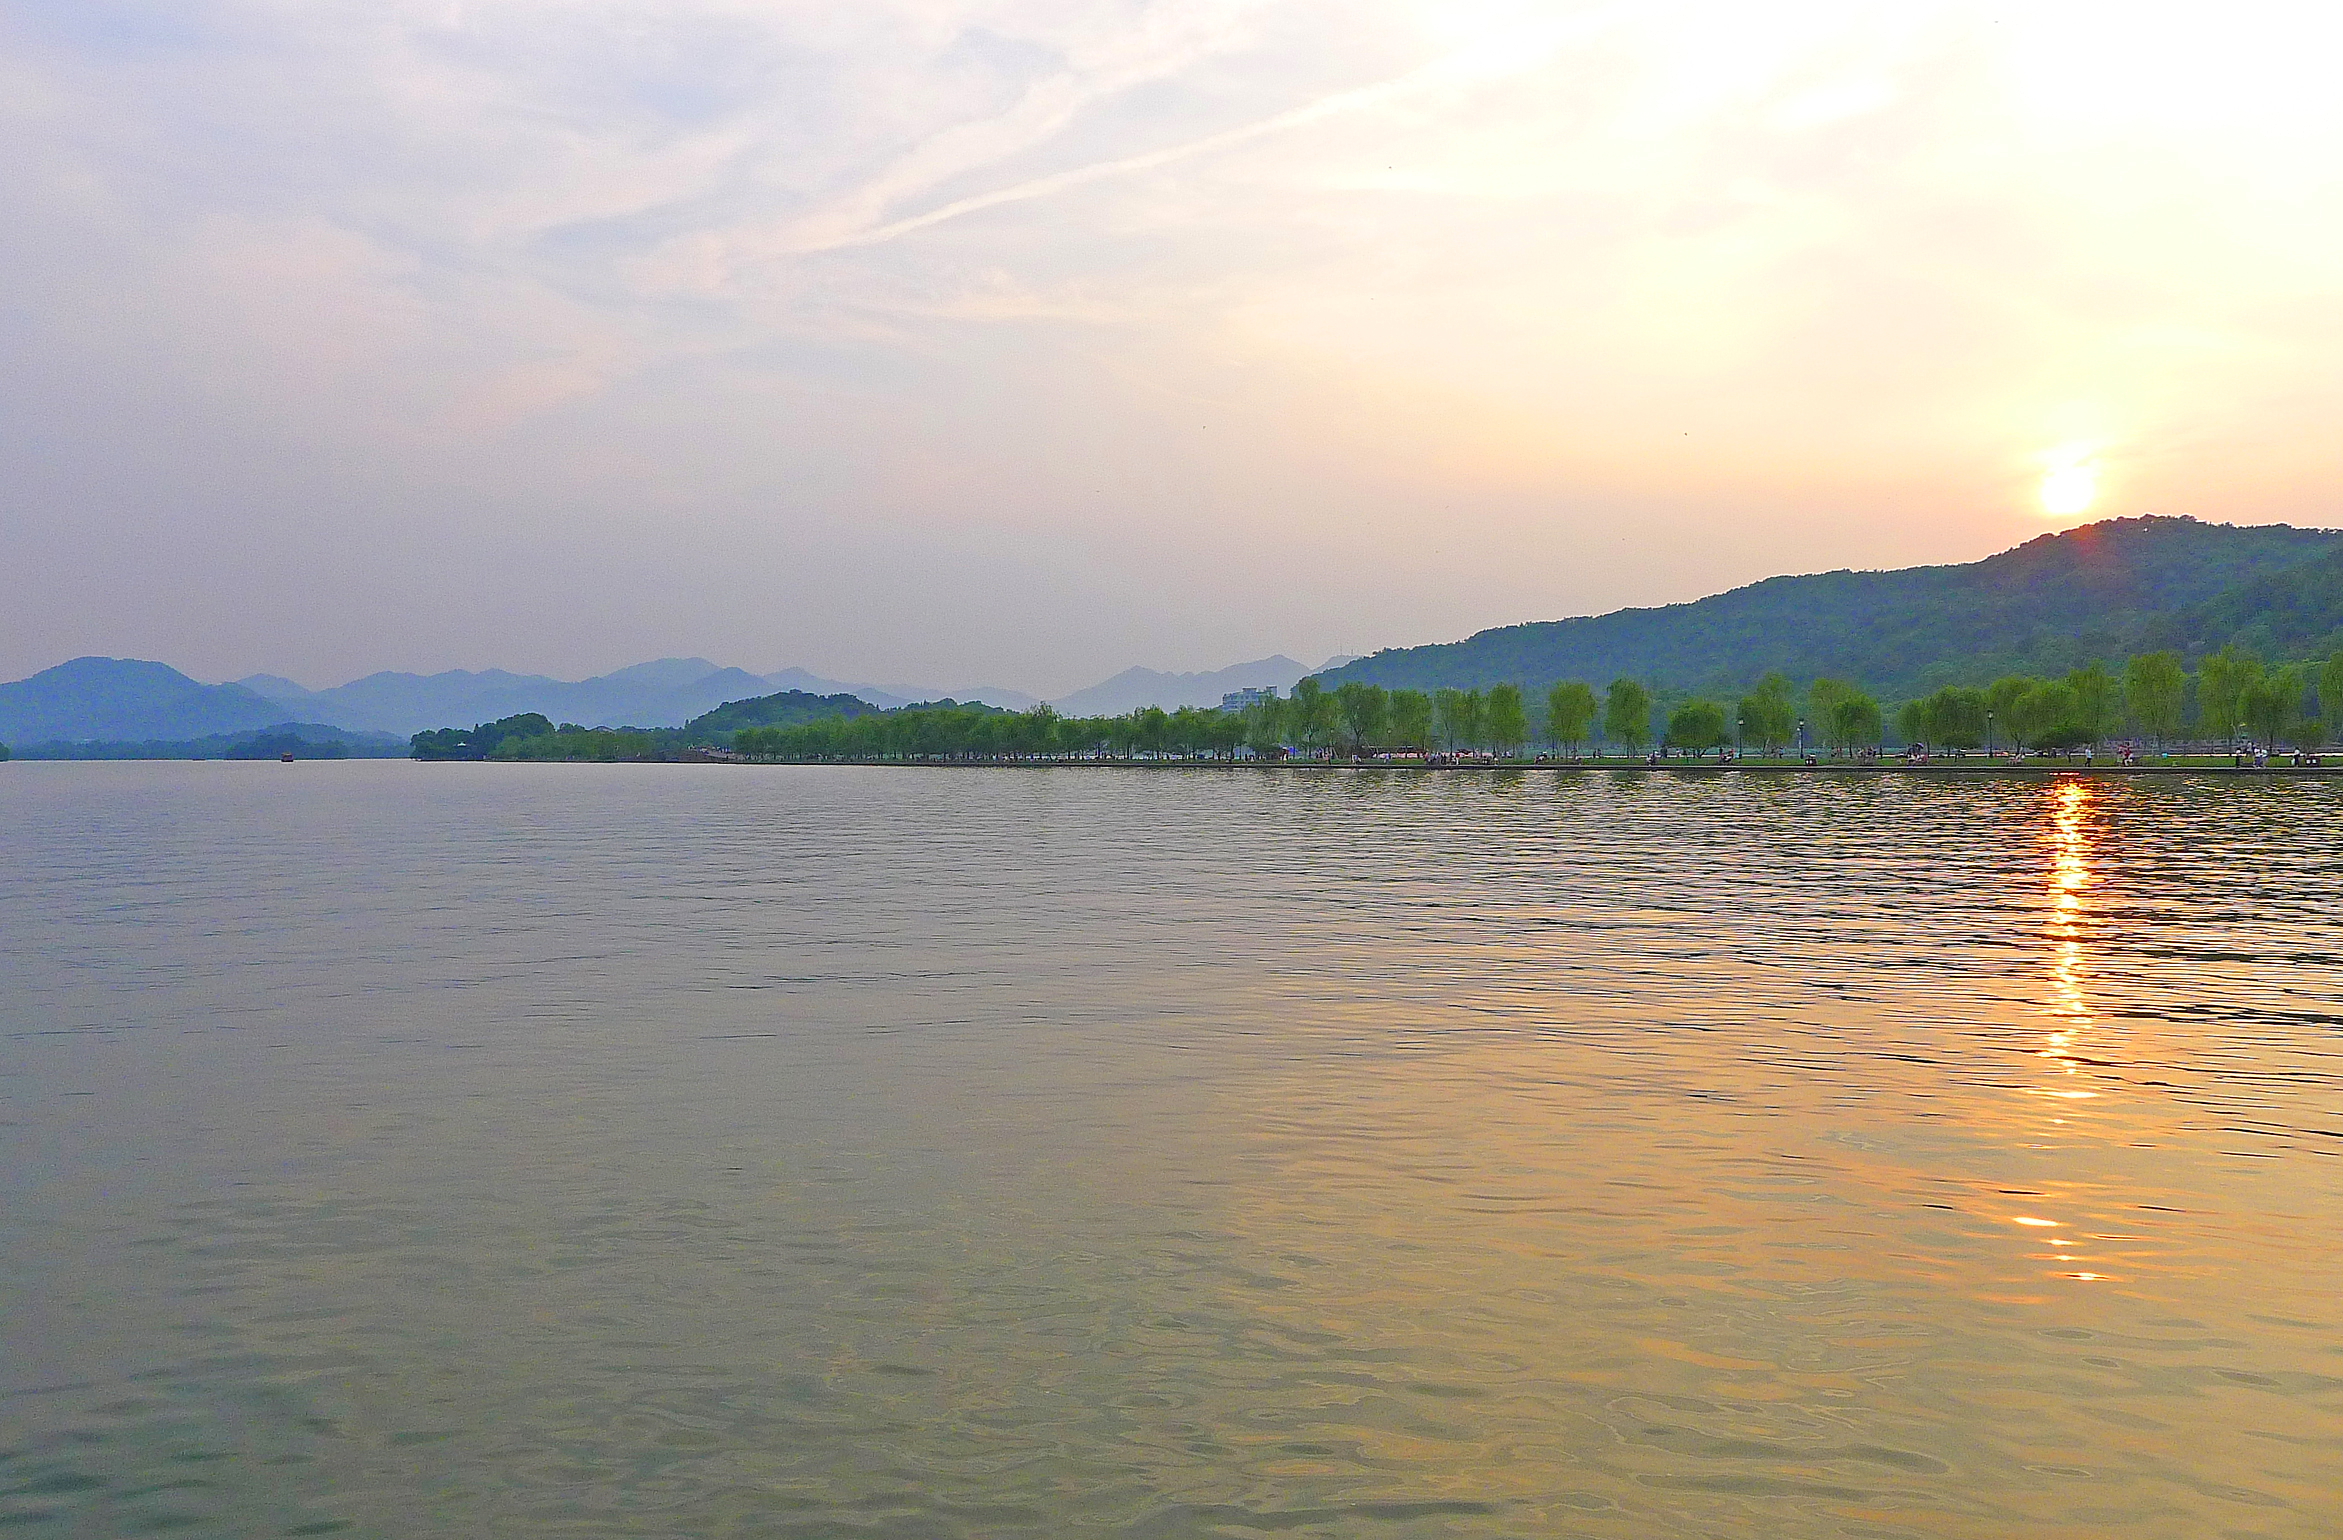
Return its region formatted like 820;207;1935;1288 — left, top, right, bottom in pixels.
704;755;2340;776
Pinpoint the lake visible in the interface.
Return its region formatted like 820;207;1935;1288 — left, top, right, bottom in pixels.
1;763;2337;1537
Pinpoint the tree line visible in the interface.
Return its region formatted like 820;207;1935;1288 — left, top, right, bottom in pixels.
412;713;673;762
1893;648;2342;753
731;648;2342;762
417;646;2343;764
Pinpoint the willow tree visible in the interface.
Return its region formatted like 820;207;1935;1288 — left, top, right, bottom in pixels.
2239;666;2305;752
2123;651;2186;751
2197;647;2259;748
1545;680;1597;755
1437;688;1486;752
1432;688;1465;751
1603;679;1653;754
1894;698;1927;748
1985;675;2034;752
1286;678;1336;755
1821;691;1883;752
1387;689;1434;752
1484;684;1528;758
1737;672;1796;754
2323;652;2343;748
1666;700;1730;756
2066;663;2118;746
1807;678;1859;733
1920;686;1987;748
1242;697;1287;757
1333;681;1388;755
2005;679;2076;750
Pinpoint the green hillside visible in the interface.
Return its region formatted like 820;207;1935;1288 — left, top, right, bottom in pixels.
1316;516;2343;699
2175;544;2343;661
685;689;883;739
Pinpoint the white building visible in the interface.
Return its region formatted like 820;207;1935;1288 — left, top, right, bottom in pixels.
1220;686;1280;712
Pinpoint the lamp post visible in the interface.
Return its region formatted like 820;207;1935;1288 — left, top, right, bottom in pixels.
1736;716;1744;763
1796;716;1807;761
1986;709;1995;758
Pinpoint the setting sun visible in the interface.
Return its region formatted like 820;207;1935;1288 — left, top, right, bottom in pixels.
2040;460;2100;517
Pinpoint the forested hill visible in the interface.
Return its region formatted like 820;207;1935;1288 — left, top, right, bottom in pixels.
684;690;885;738
1315;516;2343;699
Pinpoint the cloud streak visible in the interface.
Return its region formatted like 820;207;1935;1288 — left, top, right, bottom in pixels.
730;5;1630;260
4;1;2342;692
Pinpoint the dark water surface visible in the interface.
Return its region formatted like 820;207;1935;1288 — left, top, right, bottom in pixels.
2;763;2338;1538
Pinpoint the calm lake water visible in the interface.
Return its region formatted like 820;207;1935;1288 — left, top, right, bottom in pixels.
2;763;2338;1538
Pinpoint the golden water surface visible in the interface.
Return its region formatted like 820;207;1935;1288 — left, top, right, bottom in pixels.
1;764;2336;1537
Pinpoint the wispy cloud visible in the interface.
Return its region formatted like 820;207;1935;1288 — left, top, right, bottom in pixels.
5;1;2343;690
689;4;1629;265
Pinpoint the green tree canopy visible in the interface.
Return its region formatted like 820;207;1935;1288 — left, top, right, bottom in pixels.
1436;688;1486;751
1333;681;1388;754
1819;690;1883;751
1603;679;1653;752
2239;665;2306;750
1387;689;1433;751
1544;680;1597;754
2322;651;2343;746
2122;651;2186;747
1242;696;1286;757
2197;646;2259;745
2065;664;2118;744
1431;688;1464;752
1914;685;1987;748
1456;689;1486;751
1807;678;1860;735
411;711;558;760
1737;672;1797;752
1984;675;2034;750
1665;700;1729;755
1287;678;1336;754
2004;679;2079;749
1484;684;1527;756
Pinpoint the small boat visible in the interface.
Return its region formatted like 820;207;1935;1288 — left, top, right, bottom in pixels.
280;751;296;763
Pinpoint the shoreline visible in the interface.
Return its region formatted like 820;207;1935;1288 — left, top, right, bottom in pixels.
710;757;2341;776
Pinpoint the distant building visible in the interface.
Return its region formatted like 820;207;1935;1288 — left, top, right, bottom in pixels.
1220;686;1280;712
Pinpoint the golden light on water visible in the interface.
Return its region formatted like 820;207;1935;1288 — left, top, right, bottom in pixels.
2020;779;2114;1283
2041;779;2096;1094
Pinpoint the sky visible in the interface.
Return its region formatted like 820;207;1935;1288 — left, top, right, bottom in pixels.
5;1;2342;696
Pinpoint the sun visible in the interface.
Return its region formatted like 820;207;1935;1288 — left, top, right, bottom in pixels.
2039;460;2099;517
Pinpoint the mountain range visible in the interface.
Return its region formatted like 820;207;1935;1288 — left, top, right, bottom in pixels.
9;516;2337;750
238;658;814;737
1316;516;2343;700
1050;656;1351;717
227;654;1350;735
0;657;295;746
0;653;1344;748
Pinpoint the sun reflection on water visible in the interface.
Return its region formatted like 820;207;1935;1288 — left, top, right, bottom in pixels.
2021;778;2115;1281
2039;778;2097;1094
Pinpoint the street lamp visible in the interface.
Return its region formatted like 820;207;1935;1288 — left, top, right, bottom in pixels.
1986;709;1995;757
1796;716;1807;761
1735;716;1744;762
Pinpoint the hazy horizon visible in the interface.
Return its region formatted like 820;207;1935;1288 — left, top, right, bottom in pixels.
8;3;2342;695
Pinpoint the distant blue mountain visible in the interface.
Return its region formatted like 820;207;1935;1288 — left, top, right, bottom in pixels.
238;658;779;735
0;658;288;746
236;659;1041;733
1049;655;1350;715
10;652;1311;746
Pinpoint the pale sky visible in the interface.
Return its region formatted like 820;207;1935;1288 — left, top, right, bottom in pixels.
5;1;2341;695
